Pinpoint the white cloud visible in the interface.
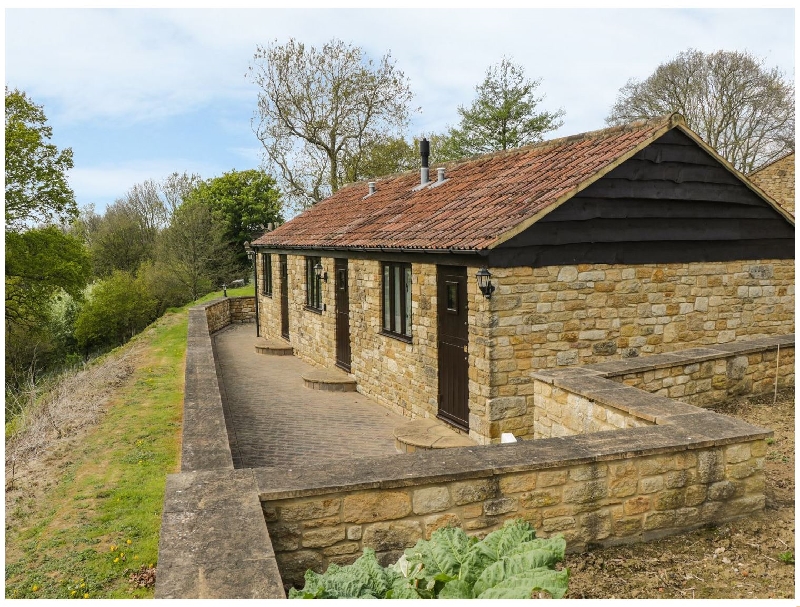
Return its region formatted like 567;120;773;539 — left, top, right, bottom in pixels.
68;159;220;210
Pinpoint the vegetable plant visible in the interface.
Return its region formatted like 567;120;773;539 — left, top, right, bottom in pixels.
289;519;569;599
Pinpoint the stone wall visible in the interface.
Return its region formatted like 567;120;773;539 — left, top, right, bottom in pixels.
612;342;794;407
749;152;795;216
205;296;256;333
258;415;770;591
529;336;793;441
483;259;794;440
155;298;284;599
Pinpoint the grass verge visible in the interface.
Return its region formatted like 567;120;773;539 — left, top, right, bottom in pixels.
4;287;254;598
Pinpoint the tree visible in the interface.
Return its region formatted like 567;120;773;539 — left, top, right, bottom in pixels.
187;169;282;271
74;270;158;352
249;38;414;209
343;136;417;182
5;88;76;230
5;227;91;328
158;200;238;301
88;200;153;276
439;58;565;160
606;49;795;173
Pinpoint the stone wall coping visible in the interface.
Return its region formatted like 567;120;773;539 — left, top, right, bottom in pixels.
157;297;284;599
253;411;770;502
539;334;794;380
252;337;787;502
156;469;285;599
529;336;791;435
181;308;234;472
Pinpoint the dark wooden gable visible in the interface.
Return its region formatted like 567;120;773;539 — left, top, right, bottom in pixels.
490;128;794;268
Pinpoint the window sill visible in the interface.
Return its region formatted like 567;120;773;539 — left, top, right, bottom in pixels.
262;293;272;298
304;305;323;315
379;330;412;344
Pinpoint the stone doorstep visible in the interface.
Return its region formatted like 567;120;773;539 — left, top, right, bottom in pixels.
394;418;475;452
301;369;357;392
255;337;294;356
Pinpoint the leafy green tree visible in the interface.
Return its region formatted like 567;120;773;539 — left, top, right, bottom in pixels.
343;136;417;182
187;169;282;271
249;38;414;209
5;226;91;328
136;260;194;316
438;58;564;160
88;200;153;276
5;88;76;230
74;271;158;352
158;200;238;301
607;49;795;173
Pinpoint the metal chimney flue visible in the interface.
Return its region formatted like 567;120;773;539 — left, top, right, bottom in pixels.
420;138;430;185
437;167;446;183
368;181;376;195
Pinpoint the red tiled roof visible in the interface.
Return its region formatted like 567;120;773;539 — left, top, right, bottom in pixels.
254;114;680;251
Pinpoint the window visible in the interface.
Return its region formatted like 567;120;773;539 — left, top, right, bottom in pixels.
262;253;272;296
305;256;323;310
382;262;412;338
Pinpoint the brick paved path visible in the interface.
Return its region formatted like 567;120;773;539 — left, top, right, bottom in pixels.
213;323;404;469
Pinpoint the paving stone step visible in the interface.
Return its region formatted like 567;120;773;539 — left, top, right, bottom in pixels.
254;338;294;356
301;369;357;392
394;418;474;453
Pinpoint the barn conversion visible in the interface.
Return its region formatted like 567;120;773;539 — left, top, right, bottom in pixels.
251;113;794;445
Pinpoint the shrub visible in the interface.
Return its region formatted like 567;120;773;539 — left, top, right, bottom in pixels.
289;520;569;599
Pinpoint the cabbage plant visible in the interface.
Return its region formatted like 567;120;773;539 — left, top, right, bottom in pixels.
289;519;569;599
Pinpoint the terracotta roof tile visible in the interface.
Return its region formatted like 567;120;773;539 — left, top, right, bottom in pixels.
254;114;678;251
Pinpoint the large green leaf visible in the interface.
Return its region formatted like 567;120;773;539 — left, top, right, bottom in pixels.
476;569;570;599
473;550;567;598
402;527;476;584
438;579;473;599
289;549;395;599
475;519;538;561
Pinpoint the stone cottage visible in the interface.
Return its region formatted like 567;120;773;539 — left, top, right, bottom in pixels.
251;113;794;445
749;151;795;216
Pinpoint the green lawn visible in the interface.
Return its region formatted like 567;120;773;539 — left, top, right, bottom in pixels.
4;286;253;598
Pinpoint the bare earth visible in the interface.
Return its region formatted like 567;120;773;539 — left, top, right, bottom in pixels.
565;389;795;599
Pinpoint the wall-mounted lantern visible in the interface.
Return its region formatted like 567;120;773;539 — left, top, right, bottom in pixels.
314;261;328;282
476;267;495;299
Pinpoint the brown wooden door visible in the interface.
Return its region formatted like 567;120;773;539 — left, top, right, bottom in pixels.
335;258;351;372
437;265;469;430
279;254;289;340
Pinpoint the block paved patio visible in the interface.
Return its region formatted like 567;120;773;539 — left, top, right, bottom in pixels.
212;323;406;469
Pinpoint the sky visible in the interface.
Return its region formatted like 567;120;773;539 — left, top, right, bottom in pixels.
5;7;795;214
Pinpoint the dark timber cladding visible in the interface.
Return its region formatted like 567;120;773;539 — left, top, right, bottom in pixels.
490;129;795;268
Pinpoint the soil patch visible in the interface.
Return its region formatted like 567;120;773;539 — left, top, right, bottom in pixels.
564;389;795;599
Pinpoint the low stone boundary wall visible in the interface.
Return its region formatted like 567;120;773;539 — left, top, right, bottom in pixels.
257;406;769;590
155;297;284;599
530;335;793;439
205;296;256;333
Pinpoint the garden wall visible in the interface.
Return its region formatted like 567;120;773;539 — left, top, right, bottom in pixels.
155;297;284;599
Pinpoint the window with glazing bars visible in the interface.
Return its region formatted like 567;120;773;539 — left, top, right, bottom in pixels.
305;256;322;310
262;253;272;296
382;262;412;337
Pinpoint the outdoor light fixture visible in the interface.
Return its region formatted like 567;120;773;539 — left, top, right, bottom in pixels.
314;261;328;282
243;241;254;260
476;267;495;299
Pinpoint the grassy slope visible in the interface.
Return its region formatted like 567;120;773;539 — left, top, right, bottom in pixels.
5;287;253;599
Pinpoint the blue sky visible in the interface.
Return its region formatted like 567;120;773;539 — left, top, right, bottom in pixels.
5;7;795;214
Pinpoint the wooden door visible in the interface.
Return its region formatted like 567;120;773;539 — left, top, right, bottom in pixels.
437;265;469;430
335;258;351;372
279;254;289;340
